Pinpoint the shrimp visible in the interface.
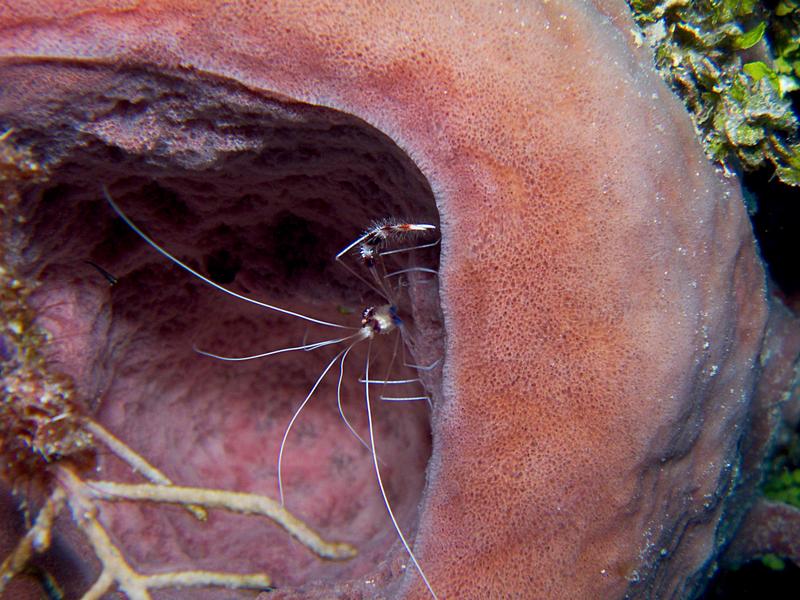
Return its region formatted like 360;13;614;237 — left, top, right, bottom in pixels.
102;186;441;599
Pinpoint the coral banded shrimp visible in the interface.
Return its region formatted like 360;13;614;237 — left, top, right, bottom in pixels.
103;186;441;599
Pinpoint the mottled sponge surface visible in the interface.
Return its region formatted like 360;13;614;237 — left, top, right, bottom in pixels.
0;1;774;599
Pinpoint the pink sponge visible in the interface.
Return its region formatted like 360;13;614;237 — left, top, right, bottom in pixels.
0;2;798;599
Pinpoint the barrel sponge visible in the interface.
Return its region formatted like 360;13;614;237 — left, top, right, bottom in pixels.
0;1;772;598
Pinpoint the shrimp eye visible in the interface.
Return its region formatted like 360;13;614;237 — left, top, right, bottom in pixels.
361;306;375;326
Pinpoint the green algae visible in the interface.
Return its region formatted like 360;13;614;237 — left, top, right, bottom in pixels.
760;552;787;570
758;418;800;570
762;435;800;510
629;0;800;187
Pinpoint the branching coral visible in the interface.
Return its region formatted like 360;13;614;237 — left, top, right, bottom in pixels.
0;366;354;598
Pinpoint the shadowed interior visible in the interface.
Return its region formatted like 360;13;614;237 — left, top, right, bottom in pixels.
2;64;442;598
